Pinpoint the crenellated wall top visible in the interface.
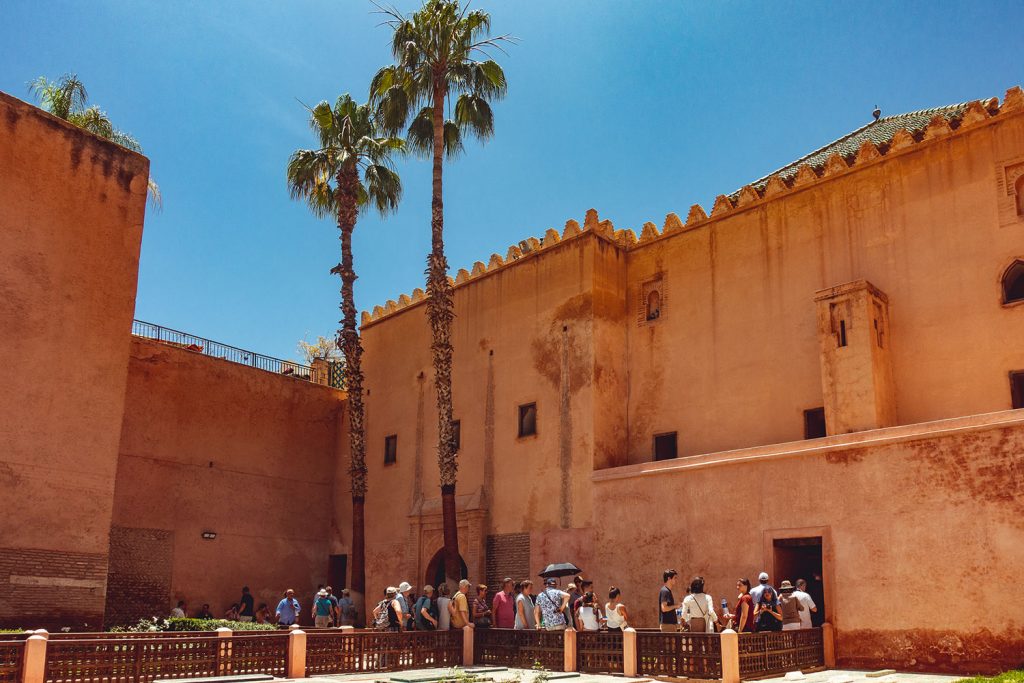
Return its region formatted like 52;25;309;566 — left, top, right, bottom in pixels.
361;86;1023;328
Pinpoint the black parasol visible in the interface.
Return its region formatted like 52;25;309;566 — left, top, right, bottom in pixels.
538;562;583;579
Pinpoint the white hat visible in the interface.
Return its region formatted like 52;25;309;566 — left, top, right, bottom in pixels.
398;581;412;592
758;572;769;582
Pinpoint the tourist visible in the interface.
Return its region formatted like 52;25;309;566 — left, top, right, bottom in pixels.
754;588;783;632
492;577;516;629
792;579;817;628
534;577;570;631
238;587;255;622
777;581;804;631
436;584;452;631
397;581;414;630
473;584;492;627
170;600;186;618
682;576;718;632
255;603;273;624
414;585;439;630
750;572;777;609
325;586;340;626
515;580;536;630
572;577;595;628
276;589;300;628
450;579;471;629
566;582;581;628
605;587;628;631
658;569;680;632
224;603;240;621
373;587;404;631
313;589;333;628
726;578;755;633
338;589;356;627
196;604;213;619
576;592;603;631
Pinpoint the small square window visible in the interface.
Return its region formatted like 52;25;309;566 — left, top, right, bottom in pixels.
804;407;827;439
1011;371;1024;410
384;435;397;465
452;420;461;452
653;432;677;461
518;403;537;437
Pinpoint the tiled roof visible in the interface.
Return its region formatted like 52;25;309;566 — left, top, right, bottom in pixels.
731;101;976;200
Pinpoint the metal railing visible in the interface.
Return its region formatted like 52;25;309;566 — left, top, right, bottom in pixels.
131;320;315;382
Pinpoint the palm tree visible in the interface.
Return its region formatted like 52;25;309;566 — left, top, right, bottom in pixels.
370;0;512;587
29;73;162;209
287;94;403;624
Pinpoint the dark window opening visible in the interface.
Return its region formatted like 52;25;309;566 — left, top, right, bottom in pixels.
646;290;661;321
518;403;537;437
327;554;347;592
653;432;678;461
1002;260;1024;304
1011;371;1024;410
384;435;397;464
804;407;827;439
452;420;461;452
1016;176;1024;217
838;320;848;347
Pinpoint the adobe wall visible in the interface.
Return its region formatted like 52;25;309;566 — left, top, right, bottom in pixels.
358;234;620;603
0;92;149;630
107;337;347;626
624;105;1024;460
591;411;1024;674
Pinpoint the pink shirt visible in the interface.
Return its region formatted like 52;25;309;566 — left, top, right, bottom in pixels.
492;590;516;629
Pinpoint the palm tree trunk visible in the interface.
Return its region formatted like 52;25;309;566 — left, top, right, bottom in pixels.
426;84;461;586
336;167;368;624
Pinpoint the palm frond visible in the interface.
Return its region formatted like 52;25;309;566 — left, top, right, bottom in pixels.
454;93;493;141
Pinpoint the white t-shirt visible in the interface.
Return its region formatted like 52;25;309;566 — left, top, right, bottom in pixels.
792;590;816;628
682;593;717;632
578;605;601;630
436;596;452;630
170;607;185;618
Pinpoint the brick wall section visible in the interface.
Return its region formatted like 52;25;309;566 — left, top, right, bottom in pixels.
485;533;531;600
104;527;174;628
0;547;108;630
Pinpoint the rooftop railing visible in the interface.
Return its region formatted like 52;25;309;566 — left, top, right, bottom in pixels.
131;320;316;382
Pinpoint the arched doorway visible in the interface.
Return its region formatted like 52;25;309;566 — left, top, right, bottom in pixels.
425;548;467;590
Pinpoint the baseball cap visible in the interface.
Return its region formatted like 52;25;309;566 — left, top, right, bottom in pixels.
758;572;769;582
544;577;557;586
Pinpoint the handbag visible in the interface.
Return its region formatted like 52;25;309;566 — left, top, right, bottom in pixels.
687;595;708;633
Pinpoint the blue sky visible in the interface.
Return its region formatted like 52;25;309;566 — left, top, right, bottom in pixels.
2;1;1022;362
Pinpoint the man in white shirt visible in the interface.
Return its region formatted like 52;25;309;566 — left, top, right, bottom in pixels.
169;600;186;618
792;579;817;628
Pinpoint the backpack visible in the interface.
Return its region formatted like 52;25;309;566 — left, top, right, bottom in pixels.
372;599;391;630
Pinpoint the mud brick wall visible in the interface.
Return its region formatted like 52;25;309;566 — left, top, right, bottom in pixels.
104;527;174;628
0;547;108;630
485;533;531;599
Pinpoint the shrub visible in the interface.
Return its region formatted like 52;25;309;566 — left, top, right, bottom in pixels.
166;618;276;632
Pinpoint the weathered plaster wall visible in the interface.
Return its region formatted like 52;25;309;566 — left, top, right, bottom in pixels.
359;234;617;602
0;92;149;629
624;109;1024;460
591;411;1024;673
108;337;347;626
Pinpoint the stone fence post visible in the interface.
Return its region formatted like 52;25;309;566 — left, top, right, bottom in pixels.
720;629;740;683
215;627;232;675
287;629;307;679
622;627;637;677
462;625;474;667
563;628;576;672
21;634;47;683
822;623;836;668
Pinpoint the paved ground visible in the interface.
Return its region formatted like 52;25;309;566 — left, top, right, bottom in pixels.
298;667;965;683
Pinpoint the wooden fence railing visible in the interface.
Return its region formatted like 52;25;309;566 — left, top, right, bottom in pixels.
636;630;722;679
305;630;461;675
42;634;289;683
739;629;824;678
474;629;564;671
576;630;623;674
0;641;23;683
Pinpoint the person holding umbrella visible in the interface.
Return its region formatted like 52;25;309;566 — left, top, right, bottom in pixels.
534;577;570;630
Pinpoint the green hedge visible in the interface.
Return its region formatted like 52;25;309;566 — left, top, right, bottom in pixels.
167;618;276;632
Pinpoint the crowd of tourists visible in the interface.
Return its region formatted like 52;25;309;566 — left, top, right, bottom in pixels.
371;570;817;633
169;585;357;628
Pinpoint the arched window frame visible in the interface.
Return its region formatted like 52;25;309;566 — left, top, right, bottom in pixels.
1001;259;1024;306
